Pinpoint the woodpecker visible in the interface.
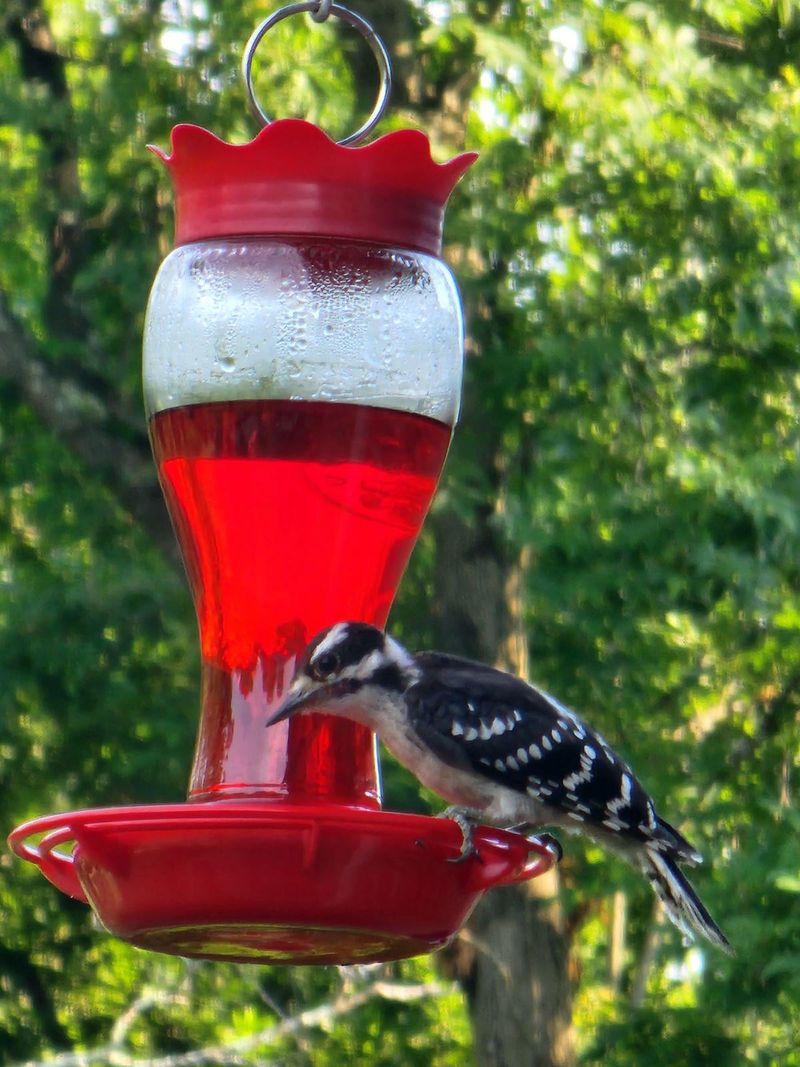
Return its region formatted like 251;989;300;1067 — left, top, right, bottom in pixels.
268;621;731;953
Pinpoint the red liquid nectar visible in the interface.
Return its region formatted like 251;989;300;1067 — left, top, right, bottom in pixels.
150;398;451;803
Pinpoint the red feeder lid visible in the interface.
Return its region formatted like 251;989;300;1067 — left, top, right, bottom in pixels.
149;120;477;255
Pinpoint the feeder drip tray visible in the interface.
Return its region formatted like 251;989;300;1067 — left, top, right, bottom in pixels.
9;802;557;964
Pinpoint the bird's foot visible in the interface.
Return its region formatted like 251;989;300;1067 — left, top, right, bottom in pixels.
439;806;483;863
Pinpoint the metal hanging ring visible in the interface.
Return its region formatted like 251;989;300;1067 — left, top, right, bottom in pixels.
310;0;332;22
242;2;392;146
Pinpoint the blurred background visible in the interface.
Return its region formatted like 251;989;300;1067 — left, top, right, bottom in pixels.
1;1;799;1064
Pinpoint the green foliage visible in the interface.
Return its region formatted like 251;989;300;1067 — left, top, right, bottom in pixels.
1;0;799;1064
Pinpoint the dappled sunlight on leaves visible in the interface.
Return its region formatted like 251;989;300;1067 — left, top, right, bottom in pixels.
2;0;800;1064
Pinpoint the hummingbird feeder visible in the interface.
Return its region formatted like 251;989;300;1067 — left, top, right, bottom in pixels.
10;1;557;965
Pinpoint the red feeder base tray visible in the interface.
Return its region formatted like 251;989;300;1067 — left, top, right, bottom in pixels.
9;802;557;965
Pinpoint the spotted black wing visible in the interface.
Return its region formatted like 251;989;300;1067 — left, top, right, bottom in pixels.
406;652;658;839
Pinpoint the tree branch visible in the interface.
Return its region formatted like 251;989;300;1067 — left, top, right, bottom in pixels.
609;890;627;993
0;946;72;1050
629;903;663;1009
10;979;446;1067
3;2;179;562
5;0;88;342
0;288;178;561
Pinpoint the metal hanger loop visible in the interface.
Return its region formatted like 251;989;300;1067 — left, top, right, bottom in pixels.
242;2;392;146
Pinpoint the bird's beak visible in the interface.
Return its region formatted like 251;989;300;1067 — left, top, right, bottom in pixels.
265;679;325;727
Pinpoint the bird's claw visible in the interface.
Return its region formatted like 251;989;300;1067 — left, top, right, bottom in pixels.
439;806;482;863
536;832;563;864
506;824;563;863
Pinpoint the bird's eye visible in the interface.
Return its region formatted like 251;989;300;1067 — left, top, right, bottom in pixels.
313;651;340;678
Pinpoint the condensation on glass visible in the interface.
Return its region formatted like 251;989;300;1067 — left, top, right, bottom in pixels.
143;238;464;422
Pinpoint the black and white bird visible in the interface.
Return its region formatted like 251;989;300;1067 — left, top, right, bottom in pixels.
268;621;731;953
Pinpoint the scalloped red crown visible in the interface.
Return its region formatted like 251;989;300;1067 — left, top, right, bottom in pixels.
149;120;477;255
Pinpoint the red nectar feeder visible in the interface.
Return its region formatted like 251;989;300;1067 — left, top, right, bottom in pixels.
10;2;557;964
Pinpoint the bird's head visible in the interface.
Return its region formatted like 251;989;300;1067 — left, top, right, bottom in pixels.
266;622;417;729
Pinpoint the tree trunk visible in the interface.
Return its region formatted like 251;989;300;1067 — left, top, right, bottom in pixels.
431;511;574;1067
450;870;573;1067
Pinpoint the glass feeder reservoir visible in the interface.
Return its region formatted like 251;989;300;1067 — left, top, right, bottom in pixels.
10;4;557;966
143;120;468;809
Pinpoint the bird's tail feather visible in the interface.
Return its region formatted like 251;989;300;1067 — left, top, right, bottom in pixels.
642;846;732;955
654;816;703;866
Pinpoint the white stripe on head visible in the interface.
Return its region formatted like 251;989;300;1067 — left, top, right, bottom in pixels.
339;648;386;681
312;622;351;661
384;633;418;674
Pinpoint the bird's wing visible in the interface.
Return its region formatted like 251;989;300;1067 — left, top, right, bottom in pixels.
406;652;659;840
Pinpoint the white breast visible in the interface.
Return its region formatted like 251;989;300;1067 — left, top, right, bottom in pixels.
357;691;540;825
